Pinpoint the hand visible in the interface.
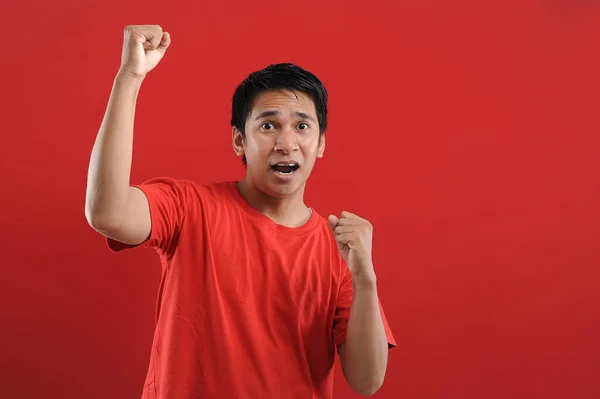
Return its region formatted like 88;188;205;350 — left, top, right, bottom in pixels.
119;25;171;79
328;211;375;278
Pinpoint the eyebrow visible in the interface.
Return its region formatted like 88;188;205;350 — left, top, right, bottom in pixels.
254;110;316;123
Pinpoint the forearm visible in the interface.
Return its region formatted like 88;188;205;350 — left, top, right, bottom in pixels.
343;272;389;396
85;72;143;228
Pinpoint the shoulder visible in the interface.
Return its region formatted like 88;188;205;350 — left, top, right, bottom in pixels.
186;180;239;207
181;180;242;220
137;177;237;202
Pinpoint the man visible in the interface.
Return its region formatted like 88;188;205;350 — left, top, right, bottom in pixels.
85;25;396;398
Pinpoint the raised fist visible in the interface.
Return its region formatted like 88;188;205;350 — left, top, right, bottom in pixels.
119;25;171;79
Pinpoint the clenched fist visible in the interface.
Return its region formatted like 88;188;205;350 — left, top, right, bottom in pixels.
119;25;171;79
329;211;376;278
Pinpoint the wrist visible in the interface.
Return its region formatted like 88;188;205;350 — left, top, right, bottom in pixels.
115;69;145;87
352;270;377;289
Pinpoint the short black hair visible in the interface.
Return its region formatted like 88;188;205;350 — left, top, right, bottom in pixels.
231;63;328;164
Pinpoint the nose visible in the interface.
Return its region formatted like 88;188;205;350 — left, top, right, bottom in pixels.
274;126;298;154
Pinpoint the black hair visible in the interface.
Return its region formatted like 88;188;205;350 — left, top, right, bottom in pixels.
231;63;328;165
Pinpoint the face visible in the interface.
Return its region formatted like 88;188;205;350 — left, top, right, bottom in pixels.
232;89;325;198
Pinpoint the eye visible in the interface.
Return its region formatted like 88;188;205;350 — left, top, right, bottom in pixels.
261;122;275;130
298;122;310;130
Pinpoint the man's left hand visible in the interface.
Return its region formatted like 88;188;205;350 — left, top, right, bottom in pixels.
328;211;375;277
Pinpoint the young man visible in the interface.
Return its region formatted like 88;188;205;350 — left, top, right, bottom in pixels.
85;25;396;398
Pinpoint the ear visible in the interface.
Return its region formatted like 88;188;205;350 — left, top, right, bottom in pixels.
316;134;326;158
232;126;245;156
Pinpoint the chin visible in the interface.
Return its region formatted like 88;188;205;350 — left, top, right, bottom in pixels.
262;176;306;199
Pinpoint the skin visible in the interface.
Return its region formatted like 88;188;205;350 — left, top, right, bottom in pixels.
329;212;389;396
233;89;389;396
85;24;389;397
232;89;324;228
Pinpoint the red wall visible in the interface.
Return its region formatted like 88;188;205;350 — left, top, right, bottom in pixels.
1;1;599;398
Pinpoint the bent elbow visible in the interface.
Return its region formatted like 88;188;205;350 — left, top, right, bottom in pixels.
85;207;121;234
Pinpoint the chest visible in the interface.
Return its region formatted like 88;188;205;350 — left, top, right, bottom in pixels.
203;217;340;320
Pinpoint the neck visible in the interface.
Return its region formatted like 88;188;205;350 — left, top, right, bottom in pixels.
236;178;312;228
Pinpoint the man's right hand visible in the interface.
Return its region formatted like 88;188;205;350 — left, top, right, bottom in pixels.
119;25;171;79
85;25;168;245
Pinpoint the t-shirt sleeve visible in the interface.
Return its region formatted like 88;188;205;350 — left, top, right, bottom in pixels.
333;268;397;350
106;177;189;255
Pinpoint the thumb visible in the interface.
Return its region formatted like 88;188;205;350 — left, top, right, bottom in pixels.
157;32;171;52
328;215;339;231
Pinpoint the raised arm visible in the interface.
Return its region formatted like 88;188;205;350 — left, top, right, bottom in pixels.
85;25;171;245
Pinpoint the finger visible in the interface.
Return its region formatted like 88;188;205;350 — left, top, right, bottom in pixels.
147;33;162;50
335;233;354;245
341;211;363;220
334;225;355;234
337;217;365;226
328;215;339;230
157;31;171;52
143;26;164;49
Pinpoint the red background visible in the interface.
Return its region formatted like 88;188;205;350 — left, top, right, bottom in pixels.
1;0;599;398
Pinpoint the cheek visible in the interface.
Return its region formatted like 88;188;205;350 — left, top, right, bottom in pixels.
246;135;274;159
301;136;321;154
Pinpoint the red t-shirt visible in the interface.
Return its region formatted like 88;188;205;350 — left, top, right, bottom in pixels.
107;178;396;399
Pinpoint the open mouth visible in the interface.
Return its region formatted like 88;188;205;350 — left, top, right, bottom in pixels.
271;162;300;175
